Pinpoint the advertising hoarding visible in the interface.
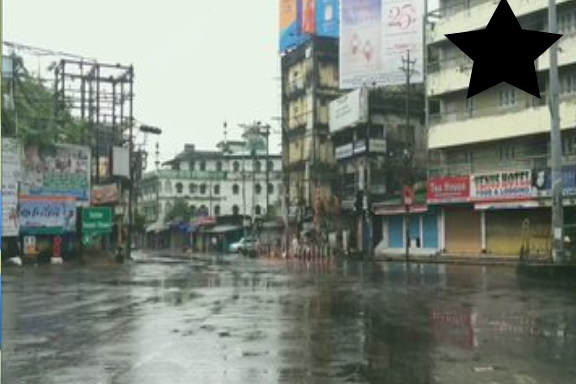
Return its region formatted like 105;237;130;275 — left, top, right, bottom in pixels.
92;183;120;205
329;88;369;132
470;170;533;201
112;146;130;178
2;138;21;237
427;176;470;204
279;0;339;52
340;0;424;89
19;197;77;235
532;166;576;197
21;144;91;202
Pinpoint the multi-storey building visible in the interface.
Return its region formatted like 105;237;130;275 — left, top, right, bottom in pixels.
330;87;426;254
281;36;343;231
139;141;283;249
426;0;576;257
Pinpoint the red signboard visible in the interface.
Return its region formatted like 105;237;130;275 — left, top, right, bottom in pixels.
427;176;470;204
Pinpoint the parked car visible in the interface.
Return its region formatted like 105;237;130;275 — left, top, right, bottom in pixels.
229;237;259;255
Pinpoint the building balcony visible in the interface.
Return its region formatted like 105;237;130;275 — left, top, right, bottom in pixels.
429;99;576;149
428;154;550;178
427;0;572;45
428;33;576;96
147;169;227;181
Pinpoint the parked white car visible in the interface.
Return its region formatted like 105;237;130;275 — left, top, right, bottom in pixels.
229;237;258;255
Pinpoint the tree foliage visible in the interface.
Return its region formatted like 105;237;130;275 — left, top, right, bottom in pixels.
164;198;192;224
1;56;85;147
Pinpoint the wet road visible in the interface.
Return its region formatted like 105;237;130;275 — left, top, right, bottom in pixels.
2;253;576;384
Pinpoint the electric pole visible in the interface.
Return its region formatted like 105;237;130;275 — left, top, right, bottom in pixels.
401;50;416;263
549;0;564;263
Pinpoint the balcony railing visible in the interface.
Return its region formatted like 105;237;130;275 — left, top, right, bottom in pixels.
428;154;554;178
147;169;228;180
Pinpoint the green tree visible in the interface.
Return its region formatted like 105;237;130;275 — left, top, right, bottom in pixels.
164;198;192;224
1;56;85;147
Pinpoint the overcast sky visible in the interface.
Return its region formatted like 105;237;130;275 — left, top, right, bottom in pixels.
4;0;282;163
4;0;439;165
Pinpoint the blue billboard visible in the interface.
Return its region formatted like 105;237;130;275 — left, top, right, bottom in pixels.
279;0;340;53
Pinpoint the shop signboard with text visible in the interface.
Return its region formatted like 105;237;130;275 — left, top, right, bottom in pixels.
82;207;113;237
19;197;77;235
470;170;534;201
427;176;470;204
2;138;22;237
532;166;576;197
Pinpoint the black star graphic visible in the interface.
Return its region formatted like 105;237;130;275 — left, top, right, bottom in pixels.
445;0;562;99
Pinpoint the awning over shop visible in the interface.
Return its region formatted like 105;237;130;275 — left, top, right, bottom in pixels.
375;204;428;216
205;225;241;234
146;222;169;233
474;200;540;211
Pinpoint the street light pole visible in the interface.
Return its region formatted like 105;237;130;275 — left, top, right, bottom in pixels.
549;0;564;263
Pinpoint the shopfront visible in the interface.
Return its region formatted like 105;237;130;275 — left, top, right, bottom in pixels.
377;205;440;253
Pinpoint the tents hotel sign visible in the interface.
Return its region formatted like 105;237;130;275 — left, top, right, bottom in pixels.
470;170;533;201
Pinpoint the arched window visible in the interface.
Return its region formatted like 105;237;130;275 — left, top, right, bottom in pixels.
189;183;197;194
255;160;262;173
165;201;173;214
214;184;220;195
268;183;274;195
158;180;163;194
200;161;206;171
189;161;195;171
216;161;222;172
233;184;240;195
175;182;183;194
233;161;240;172
255;205;262;216
199;205;208;216
232;205;240;216
200;184;207;195
267;160;274;171
255;183;262;195
165;181;172;194
214;205;221;216
190;205;197;216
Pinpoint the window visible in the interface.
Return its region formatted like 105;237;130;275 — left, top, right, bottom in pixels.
189;161;195;171
233;161;240;172
200;184;207;195
255;183;262;195
255;205;262;216
466;96;474;117
158;181;163;194
562;135;576;155
214;184;220;195
214;205;221;216
199;205;208;216
165;201;173;213
498;87;516;107
233;184;240;195
559;9;576;35
189;183;197;194
255;161;262;173
200;161;206;171
216;161;222;172
175;182;183;194
561;73;576;95
268;183;274;195
497;145;515;160
267;160;274;171
232;205;240;216
165;181;172;194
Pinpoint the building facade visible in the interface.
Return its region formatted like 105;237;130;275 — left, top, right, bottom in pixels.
138;141;283;249
426;0;576;257
281;36;343;231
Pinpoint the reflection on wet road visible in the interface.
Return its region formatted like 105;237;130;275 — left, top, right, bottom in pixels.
2;254;576;383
